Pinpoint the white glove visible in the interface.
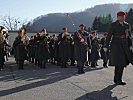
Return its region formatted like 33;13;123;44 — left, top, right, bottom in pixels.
58;42;60;45
80;38;84;42
130;46;133;52
87;47;91;52
72;42;74;45
89;49;91;53
103;48;108;52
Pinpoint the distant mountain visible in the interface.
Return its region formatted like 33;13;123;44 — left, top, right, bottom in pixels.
26;3;133;32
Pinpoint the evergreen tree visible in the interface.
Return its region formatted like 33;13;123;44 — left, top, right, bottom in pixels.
92;16;100;30
126;8;133;32
92;14;112;32
87;27;91;32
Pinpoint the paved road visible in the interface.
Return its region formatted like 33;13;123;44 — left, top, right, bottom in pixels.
0;57;133;100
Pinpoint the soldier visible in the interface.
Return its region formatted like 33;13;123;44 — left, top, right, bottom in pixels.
0;26;6;71
74;24;91;74
104;11;133;85
2;29;10;61
70;34;75;66
90;31;100;68
13;28;29;70
49;34;57;64
27;36;35;63
59;27;72;68
40;28;47;36
55;34;62;66
100;32;109;68
34;33;41;66
37;32;49;69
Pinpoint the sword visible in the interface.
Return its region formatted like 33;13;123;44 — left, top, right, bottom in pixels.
66;13;89;62
66;13;77;31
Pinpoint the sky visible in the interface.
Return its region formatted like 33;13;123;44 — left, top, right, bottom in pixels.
0;0;133;21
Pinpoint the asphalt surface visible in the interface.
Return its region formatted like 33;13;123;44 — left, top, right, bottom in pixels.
0;57;133;100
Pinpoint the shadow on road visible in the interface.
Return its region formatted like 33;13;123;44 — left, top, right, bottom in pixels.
76;84;119;100
0;59;104;97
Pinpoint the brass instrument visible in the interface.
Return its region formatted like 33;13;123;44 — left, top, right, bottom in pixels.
20;34;30;50
75;31;87;45
64;33;71;39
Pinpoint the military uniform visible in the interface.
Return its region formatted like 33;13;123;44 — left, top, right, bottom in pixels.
74;29;91;74
70;35;75;66
37;35;49;68
100;36;109;68
27;38;35;63
59;32;72;68
49;37;56;64
90;36;100;68
34;35;41;66
105;18;133;85
13;36;28;69
0;34;5;70
0;27;7;70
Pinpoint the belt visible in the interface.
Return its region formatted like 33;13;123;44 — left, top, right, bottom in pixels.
113;35;127;39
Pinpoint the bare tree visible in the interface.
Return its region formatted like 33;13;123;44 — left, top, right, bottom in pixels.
0;15;28;31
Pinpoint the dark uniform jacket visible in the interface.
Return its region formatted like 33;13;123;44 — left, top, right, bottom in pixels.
100;37;109;60
27;39;35;58
90;37;100;62
74;30;91;62
37;35;49;61
49;38;56;58
58;32;73;58
105;20;133;66
13;36;28;61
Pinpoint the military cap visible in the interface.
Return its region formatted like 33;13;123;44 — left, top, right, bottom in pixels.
79;24;85;27
104;32;108;36
62;27;67;30
117;11;126;16
40;28;46;32
91;31;96;34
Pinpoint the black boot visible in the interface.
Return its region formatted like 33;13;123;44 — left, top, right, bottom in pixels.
91;62;96;68
38;61;41;66
117;66;126;85
42;61;46;69
18;61;24;70
71;59;75;66
81;66;85;74
78;66;84;74
35;59;37;65
29;58;31;62
85;61;89;66
31;58;34;63
61;59;67;68
103;63;108;68
39;61;43;68
78;66;81;74
114;66;126;85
